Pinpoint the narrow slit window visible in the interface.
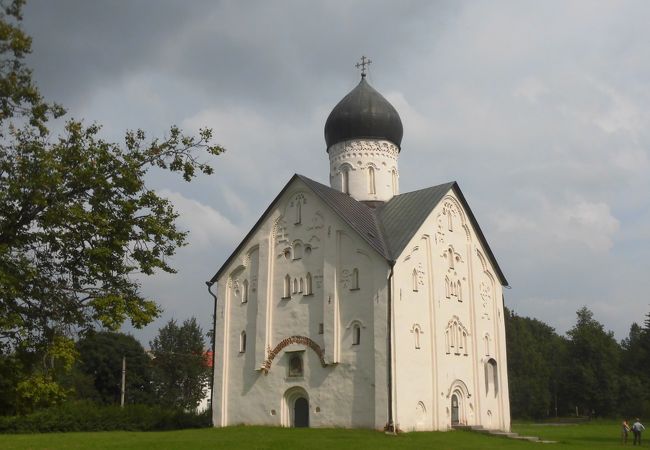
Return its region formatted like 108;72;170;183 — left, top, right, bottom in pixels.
242;279;249;303
351;268;359;290
445;330;450;354
352;324;361;345
283;274;291;298
305;272;312;295
240;331;247;353
412;269;418;292
342;169;349;194
368;166;376;194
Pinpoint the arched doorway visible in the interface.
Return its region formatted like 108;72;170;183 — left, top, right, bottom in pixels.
294;397;309;427
451;394;460;426
282;386;310;428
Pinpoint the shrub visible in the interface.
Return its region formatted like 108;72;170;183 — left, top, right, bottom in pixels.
0;402;210;433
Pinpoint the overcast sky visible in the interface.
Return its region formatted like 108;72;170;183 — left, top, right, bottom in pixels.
23;0;650;345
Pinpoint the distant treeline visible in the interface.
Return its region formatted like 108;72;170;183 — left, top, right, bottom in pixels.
505;306;650;419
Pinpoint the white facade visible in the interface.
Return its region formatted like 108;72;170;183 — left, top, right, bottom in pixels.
390;191;510;431
210;176;510;431
212;178;390;428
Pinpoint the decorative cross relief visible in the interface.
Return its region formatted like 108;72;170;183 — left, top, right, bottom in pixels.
480;281;492;320
340;269;351;288
415;263;425;287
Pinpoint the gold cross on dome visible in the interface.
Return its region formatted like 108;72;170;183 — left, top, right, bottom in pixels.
355;55;372;76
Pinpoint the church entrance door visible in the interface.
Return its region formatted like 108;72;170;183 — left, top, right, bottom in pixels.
294;397;309;427
451;394;459;425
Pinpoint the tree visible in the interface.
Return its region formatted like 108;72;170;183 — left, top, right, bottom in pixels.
0;0;223;357
620;315;650;416
505;307;566;419
563;307;621;417
150;318;209;410
75;331;154;405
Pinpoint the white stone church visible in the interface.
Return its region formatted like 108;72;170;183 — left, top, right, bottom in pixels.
207;70;511;432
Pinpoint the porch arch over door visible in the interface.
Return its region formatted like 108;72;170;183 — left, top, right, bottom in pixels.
282;386;309;428
446;379;471;427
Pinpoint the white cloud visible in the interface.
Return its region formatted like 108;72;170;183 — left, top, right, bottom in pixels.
159;189;240;247
495;197;620;253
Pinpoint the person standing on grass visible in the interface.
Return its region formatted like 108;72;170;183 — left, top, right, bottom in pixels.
632;418;645;446
623;420;631;444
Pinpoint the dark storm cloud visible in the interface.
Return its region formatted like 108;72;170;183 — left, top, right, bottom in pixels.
20;0;650;344
25;1;456;116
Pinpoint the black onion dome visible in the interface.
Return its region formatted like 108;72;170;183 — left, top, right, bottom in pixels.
324;75;403;151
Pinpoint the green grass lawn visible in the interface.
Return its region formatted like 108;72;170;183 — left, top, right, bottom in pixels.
0;421;641;449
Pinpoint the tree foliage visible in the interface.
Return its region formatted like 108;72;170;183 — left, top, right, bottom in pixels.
76;332;154;405
505;307;565;419
150;318;209;411
562;307;620;416
0;0;224;356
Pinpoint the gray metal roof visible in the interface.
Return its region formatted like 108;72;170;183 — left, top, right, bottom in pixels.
210;174;507;286
296;175;388;258
376;182;454;259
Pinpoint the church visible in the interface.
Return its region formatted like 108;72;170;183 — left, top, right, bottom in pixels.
207;62;511;432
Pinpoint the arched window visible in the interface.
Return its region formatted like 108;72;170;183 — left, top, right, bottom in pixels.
240;331;247;353
412;269;418;292
295;200;302;225
342;168;350;194
486;358;498;396
457;281;462;302
283;274;291;298
299;277;304;293
305;272;312;295
242;279;249;303
445;276;450;298
293;242;302;259
368;166;376;194
391;169;398;195
447;209;453;232
414;326;421;349
351;268;359;290
484;334;490;356
293;278;298;294
448;248;455;269
352;324;361;345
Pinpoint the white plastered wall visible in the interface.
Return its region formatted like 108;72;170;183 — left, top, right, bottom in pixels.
328;139;399;202
391;188;510;432
212;178;391;429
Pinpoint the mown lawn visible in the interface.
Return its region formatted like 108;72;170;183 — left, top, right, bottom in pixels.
0;421;637;450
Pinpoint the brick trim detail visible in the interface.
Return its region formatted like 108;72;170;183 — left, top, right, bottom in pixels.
261;335;327;374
